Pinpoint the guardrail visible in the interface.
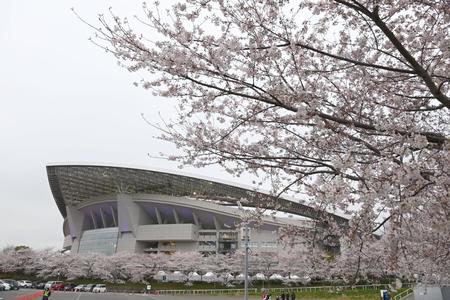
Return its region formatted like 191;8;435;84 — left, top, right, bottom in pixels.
156;284;412;295
157;288;258;295
82;283;414;296
393;288;413;300
268;284;390;293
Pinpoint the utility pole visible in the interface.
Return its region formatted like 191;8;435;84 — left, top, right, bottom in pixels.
237;201;249;300
244;223;249;300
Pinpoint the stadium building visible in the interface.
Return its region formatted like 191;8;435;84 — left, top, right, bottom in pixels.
47;164;347;255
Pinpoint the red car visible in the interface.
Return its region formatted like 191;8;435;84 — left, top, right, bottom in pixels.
51;281;65;291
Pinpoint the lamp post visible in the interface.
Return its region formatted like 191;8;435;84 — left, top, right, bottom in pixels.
236;201;250;300
244;222;249;300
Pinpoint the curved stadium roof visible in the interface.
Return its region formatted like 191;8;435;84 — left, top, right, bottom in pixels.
46;163;348;225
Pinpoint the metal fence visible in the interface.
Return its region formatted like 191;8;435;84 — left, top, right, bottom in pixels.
156;284;411;295
392;288;413;300
156;288;258;295
264;284;390;293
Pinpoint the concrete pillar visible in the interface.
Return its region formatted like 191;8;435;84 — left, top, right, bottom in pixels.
65;205;84;253
116;194;150;253
192;211;200;227
66;205;84;238
213;216;221;230
117;194;137;234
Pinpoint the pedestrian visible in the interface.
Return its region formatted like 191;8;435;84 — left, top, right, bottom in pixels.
42;287;51;300
291;292;296;300
281;292;285;300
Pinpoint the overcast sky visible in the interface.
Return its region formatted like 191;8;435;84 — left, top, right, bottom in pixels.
0;0;249;250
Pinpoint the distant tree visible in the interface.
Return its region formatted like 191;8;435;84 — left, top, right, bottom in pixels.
90;0;450;280
14;245;31;251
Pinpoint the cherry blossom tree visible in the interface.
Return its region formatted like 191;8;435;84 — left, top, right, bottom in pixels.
165;251;201;275
0;246;38;275
138;252;169;282
36;251;77;280
332;236;390;283
65;253;104;280
88;0;450;280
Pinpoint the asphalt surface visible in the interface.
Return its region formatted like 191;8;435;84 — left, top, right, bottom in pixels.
0;289;256;300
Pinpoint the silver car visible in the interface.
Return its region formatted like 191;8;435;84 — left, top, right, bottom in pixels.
0;280;11;291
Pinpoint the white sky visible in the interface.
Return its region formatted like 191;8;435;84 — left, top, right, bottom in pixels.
0;0;251;250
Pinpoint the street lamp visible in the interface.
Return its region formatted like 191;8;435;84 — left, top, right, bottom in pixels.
243;222;249;300
237;201;249;300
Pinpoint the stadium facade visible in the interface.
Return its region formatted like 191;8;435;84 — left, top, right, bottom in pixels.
47;164;347;255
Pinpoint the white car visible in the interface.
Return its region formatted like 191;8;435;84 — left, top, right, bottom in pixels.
92;284;107;293
44;281;54;289
74;284;85;292
0;280;11;291
18;280;33;288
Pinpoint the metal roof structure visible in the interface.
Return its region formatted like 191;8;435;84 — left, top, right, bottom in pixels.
47;164;348;225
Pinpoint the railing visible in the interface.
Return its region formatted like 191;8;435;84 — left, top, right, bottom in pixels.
156;288;258;295
156;284;410;295
393;288;413;300
269;284;390;293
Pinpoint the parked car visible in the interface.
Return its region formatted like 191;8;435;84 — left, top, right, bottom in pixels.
83;284;95;292
64;283;77;291
3;279;20;290
0;280;11;291
92;284;107;293
52;281;65;291
18;280;33;288
74;284;85;292
44;281;54;289
44;281;64;290
33;282;46;289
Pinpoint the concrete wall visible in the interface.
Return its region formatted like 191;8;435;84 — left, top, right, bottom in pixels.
414;285;445;300
116;232;137;253
171;241;198;252
250;228;279;243
137;224;199;241
62;235;72;249
441;286;450;300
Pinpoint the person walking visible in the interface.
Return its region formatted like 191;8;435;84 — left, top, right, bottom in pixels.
42;287;51;300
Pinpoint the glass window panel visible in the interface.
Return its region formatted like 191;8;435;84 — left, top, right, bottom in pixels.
78;227;119;255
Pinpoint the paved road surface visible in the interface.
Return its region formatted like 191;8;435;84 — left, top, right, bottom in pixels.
0;290;257;300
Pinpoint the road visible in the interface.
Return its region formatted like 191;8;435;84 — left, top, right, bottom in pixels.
0;290;257;300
